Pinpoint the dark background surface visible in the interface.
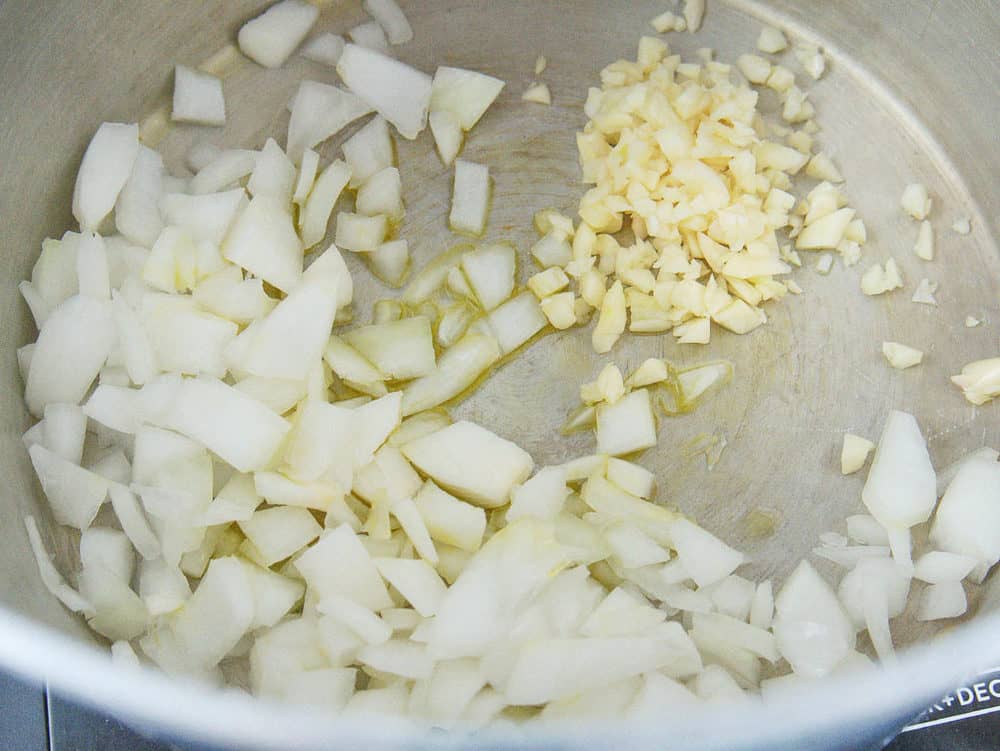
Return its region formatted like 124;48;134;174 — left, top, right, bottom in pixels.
1;668;997;751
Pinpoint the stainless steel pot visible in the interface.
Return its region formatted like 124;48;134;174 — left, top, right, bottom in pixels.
0;1;997;748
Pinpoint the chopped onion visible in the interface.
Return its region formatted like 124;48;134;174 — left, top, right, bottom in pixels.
172;65;226;126
337;44;432;140
238;0;319;69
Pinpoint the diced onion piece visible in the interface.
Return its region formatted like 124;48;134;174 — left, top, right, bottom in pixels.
337;44;432;140
240;276;339;381
413;481;486;552
449;160;491;237
335;212;387;252
882;341;923;370
172;65;225;126
115;145;165;249
292;149;319;205
846;514;889;546
28;442;108;530
301;33;345;67
841;433;874;474
300;159;352;248
352;393;403;467
930;457;1000;579
170;557;255;671
318;593;392;645
402;244;470;305
73;122;139;232
237;0;319;69
239;506;322;567
324;336;385;386
286;81;373;163
596;388;657;456
356;167;404;222
348;21;388;51
109;483;161;560
430;66;505;131
403;421;533;508
936;448;999;499
363;0;413;45
190;150;255;196
772;560;854;678
401;332;501;416
606;458;655;499
342;116;394;189
862;410;936;529
484;292;548;355
373;558;446;617
222;196;303;293
24;516;94;614
153;376;290;473
508;466;569;522
913;551;977;584
429;110;464;166
461;243;515;311
503;634;689;705
344;317;436;380
668;518;744;588
900;183;932;221
532;231;573;268
295;525;392;611
916;581;967;621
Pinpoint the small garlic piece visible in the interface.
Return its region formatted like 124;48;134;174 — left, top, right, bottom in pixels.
882;341;924;370
737;54;772;85
901;183;932;221
816;253;833;275
592;280;626;353
540;293;576;330
860;258;904;296
805;153;843;183
910;278;938;306
528;267;570;299
951;217;971;235
534;55;547;75
651;10;684;33
951;358;1000;405
793;44;826;80
964;316;981;328
757;26;788;54
522;83;552;105
913;220;934;261
766;65;796;93
841;433;875;475
683;0;706;32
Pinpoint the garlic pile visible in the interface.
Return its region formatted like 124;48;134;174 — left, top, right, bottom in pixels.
527;37;863;353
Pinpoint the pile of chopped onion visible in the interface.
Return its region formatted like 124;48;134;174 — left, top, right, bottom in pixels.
15;0;1000;729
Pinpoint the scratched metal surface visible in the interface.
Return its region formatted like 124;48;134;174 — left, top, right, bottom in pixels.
0;0;998;748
